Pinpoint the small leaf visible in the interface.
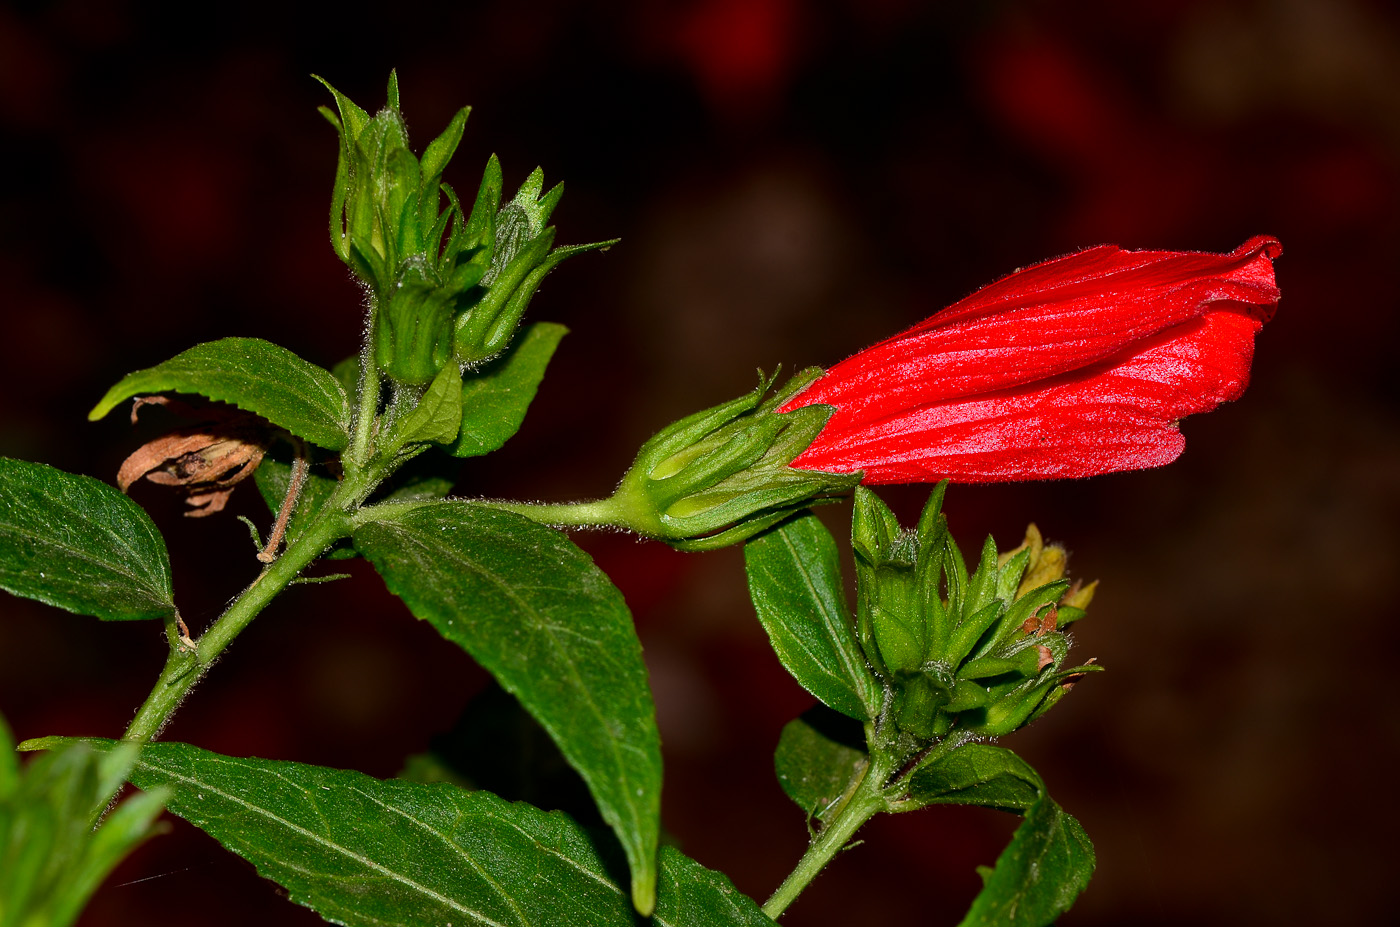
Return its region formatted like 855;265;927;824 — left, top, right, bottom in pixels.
90;338;350;451
774;706;868;825
420;107;470;193
745;513;880;720
84;740;638;927
906;745;1094;927
958;796;1093;927
906;743;1043;813
451;321;567;458
354;501;661;915
653;846;774;926
392;363;463;447
0;458;175;621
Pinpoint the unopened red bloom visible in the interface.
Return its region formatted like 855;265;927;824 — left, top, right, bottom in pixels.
782;235;1282;483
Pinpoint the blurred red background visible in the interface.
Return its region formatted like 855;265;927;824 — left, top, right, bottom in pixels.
2;0;1398;924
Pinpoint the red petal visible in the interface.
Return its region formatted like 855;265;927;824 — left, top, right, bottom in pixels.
790;307;1265;483
782;236;1281;432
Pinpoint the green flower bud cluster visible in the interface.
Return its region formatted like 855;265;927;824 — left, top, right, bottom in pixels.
318;73;612;384
611;369;862;551
853;485;1100;753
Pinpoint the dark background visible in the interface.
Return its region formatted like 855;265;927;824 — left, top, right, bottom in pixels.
2;0;1398;924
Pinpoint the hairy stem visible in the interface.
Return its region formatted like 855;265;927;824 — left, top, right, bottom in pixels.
762;757;891;920
349;324;382;469
483;497;629;528
121;483;357;744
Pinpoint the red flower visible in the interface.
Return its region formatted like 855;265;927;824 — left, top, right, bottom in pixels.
781;236;1282;483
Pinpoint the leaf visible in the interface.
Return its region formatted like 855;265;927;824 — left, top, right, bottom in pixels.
86;740;638;927
959;797;1094;927
43;738;767;927
90;338;351;451
906;744;1094;927
0;458;175;621
744;513;880;720
773;706;868;826
451;322;567;458
905;743;1043;813
354;501;661;915
392;363;463;447
652;846;774;926
0;740;166;927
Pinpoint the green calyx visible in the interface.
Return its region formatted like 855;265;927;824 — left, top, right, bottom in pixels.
854;485;1102;754
317;73;614;384
611;369;862;551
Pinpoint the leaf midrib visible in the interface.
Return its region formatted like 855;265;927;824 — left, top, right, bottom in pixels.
141;758;508;927
374;515;647;849
0;518;168;605
774;529;873;718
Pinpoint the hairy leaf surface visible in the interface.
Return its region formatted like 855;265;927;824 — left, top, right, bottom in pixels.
908;744;1094;927
451;322;566;457
652;847;773;926
0;458;174;620
745;513;879;720
37;738;771;927
90;338;350;451
110;741;633;927
355;501;661;914
773;707;868;826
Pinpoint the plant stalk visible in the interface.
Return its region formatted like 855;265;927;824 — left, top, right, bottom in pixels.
121;485;356;744
762;757;889;920
485;497;630;529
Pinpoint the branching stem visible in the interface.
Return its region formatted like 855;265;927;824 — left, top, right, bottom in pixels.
121;472;365;744
762;754;892;920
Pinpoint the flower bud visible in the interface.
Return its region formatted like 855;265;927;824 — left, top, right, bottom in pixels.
608;369;861;551
375;258;458;385
848;485;1103;750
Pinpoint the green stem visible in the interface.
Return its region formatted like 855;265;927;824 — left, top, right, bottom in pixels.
762;757;890;920
121;487;356;744
349;331;382;469
485;497;633;530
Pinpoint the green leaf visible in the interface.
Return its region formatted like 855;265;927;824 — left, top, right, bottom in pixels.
0;458;175;621
653;846;774;926
391;363;463;447
0;740;166;927
745;513;880;721
44;738;768;927
451;322;567;458
905;743;1043;813
89;338;351;451
91;740;638;927
906;745;1094;927
774;706;868;826
959;797;1094;927
354;501;661;915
